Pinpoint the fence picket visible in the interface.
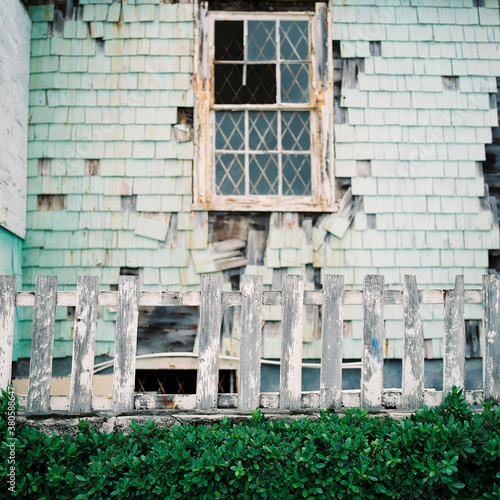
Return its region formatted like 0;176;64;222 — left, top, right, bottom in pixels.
69;276;99;412
238;275;263;411
361;275;385;410
402;275;424;409
443;275;465;394
27;276;58;412
112;276;139;412
0;276;16;390
280;275;304;410
196;275;222;410
483;274;500;404
320;275;344;409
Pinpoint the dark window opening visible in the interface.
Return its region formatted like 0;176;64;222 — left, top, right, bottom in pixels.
135;369;236;394
215;63;277;105
215;21;244;61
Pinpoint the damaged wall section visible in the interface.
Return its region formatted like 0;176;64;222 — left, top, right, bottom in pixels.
20;0;500;364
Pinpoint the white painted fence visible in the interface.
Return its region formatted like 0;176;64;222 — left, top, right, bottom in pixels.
0;274;499;414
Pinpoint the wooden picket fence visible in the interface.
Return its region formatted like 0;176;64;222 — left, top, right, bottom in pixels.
0;274;499;414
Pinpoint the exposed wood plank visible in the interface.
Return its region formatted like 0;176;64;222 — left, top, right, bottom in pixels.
0;276;16;390
483;274;500;404
280;275;304;410
69;276;99;413
402;275;424;409
320;275;344;409
196;275;222;410
239;275;263;411
443;276;466;394
112;276;140;412
361;275;385;410
27;276;58;413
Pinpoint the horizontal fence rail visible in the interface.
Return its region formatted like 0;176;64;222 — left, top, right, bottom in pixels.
1;274;499;414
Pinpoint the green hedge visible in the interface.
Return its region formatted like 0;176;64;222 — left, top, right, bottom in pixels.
1;388;500;499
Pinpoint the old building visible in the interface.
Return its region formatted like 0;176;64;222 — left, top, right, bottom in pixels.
1;0;500;390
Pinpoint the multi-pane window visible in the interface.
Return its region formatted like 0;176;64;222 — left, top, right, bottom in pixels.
194;6;334;211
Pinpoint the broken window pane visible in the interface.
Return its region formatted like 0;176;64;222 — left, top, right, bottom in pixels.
215;153;245;195
214;63;276;105
248;20;276;62
215;21;244;61
249;154;279;195
282;154;312;196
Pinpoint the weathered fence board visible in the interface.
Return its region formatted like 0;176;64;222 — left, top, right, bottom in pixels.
0;276;16;391
13;288;484;308
443;276;466;394
5;273;500;414
483;274;500;404
69;276;99;413
361;275;385;410
112;276;140;412
320;275;344;409
402;275;424;409
196;275;222;410
280;275;304;410
27;276;58;413
238;275;263;411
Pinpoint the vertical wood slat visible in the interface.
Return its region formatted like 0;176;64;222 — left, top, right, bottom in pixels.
69;276;99;413
361;275;385;410
0;276;17;390
196;275;222;410
238;275;263;411
443;275;465;394
402;275;424;409
280;275;304;410
27;276;58;413
320;275;344;409
112;276;139;412
483;274;500;404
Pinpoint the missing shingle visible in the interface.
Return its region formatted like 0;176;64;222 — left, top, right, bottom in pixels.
342;59;364;90
366;214;376;230
174;107;194;142
85;159;100;176
335;177;351;200
48;10;64;38
334;96;347;124
442;76;459;91
67;306;75;321
465;320;481;358
369;41;381;57
38;158;51;176
95;38;105;55
356;160;372;177
489;93;498;110
473;0;485;7
37;195;66;210
121;195;137;211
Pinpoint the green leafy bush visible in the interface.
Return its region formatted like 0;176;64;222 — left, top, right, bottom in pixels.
1;387;500;499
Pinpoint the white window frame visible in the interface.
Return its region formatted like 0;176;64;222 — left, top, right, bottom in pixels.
193;2;336;212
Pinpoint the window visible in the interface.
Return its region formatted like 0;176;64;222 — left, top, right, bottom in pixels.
194;3;335;212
